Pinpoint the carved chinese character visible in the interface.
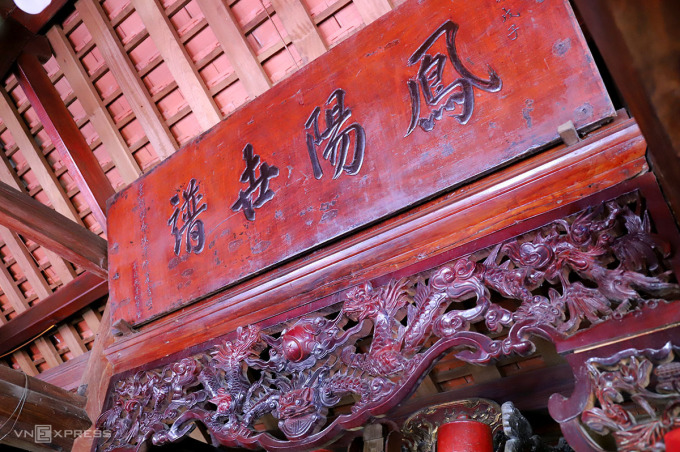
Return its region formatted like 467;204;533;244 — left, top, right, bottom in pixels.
168;178;207;256
305;88;366;180
501;7;520;22
405;21;502;136
231;143;279;221
507;23;520;41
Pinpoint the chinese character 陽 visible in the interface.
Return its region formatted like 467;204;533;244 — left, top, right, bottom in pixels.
231;144;279;221
405;20;502;136
168;178;207;256
305;88;366;180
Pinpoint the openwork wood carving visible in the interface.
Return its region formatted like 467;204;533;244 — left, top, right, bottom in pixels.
554;342;680;451
97;194;680;451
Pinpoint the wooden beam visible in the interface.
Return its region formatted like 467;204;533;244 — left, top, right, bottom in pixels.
196;0;271;97
131;0;222;130
0;228;51;296
0;87;81;223
0;149;77;285
573;0;680;222
0;181;107;278
0;256;30;313
81;307;101;334
36;350;90;391
11;350;38;376
15;52;114;232
269;0;327;64
7;0;70;33
46;25;141;186
0;261;64;371
0;288;37;377
0;272;107;357
0;145;93;358
35;337;63;368
72;302;113;452
0;365;90;451
76;0;179;160
351;0;392;25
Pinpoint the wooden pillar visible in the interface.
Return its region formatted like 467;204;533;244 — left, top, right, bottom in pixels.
71;302;114;452
14;52;114;232
0;365;90;451
572;0;680;222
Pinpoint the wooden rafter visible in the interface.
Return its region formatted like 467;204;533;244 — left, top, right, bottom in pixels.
0;86;82;223
76;0;179;160
15;51;115;233
195;0;271;97
0;254;63;371
131;0;222;130
0;153;78;286
269;0;327;64
46;25;142;186
351;0;392;25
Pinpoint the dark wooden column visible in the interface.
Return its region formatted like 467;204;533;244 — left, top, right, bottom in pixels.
14;51;115;232
573;0;680;222
0;365;91;451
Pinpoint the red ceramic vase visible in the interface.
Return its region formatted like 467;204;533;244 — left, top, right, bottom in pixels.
437;419;493;452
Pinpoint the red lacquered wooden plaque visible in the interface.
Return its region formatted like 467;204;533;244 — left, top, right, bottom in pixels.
108;0;614;326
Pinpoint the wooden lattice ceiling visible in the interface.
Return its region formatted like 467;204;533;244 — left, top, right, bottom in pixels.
0;0;402;386
0;0;572;405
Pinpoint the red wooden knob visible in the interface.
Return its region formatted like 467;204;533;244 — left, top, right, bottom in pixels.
437;419;493;452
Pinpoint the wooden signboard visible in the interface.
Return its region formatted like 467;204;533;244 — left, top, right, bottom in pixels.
108;0;615;326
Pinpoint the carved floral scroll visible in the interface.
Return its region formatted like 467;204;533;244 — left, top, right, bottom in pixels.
97;193;680;451
583;342;680;451
551;341;680;452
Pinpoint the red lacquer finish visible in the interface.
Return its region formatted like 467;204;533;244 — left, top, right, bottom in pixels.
437;420;493;452
96;190;680;451
107;0;614;327
666;428;680;452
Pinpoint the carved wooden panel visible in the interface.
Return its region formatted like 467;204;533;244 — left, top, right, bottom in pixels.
98;191;679;451
107;0;615;327
550;335;680;452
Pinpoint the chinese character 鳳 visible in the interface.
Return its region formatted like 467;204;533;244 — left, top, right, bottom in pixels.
168;178;207;256
507;23;520;41
304;88;366;180
405;20;502;136
231;143;279;221
501;7;520;22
